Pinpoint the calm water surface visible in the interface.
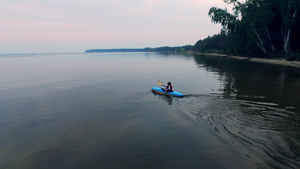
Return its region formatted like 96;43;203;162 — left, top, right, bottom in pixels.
0;53;299;169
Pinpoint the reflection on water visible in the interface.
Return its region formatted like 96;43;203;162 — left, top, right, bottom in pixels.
0;53;299;169
151;91;173;105
189;54;300;168
193;54;300;111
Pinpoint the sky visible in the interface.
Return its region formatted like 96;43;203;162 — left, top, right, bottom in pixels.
0;0;231;53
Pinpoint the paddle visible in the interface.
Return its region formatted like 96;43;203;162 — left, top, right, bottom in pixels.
157;80;162;86
158;80;168;93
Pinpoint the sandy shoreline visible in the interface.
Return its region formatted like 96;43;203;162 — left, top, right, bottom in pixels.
196;53;300;68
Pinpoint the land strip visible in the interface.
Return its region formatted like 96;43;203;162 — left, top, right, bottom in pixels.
197;53;300;68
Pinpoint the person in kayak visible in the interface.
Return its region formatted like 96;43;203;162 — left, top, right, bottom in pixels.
162;82;173;92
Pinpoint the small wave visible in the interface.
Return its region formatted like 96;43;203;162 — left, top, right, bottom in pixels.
240;95;266;99
181;93;213;98
178;94;300;168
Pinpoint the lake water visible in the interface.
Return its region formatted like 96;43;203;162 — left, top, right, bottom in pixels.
0;52;299;169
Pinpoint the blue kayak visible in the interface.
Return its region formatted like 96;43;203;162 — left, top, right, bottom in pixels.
151;87;184;97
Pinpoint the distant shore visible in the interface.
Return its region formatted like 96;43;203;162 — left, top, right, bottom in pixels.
195;53;300;68
85;48;300;68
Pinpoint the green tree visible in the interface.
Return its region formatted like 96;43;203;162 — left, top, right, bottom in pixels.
194;31;227;53
208;0;300;58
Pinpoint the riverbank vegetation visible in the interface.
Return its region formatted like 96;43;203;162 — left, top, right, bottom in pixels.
195;0;300;60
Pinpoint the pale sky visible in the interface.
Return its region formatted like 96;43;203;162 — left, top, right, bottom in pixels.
0;0;230;53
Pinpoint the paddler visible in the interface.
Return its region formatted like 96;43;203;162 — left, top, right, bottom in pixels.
161;82;173;92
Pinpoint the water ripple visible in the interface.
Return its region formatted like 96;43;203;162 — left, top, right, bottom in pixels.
179;95;300;169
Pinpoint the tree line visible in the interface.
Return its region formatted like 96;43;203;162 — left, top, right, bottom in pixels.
194;0;300;60
85;46;194;53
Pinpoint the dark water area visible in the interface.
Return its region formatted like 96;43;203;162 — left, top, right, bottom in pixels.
0;53;299;169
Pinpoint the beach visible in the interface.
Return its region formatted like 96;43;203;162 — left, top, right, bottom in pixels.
196;53;300;68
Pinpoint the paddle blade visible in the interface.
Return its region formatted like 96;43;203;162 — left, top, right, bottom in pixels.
157;80;162;86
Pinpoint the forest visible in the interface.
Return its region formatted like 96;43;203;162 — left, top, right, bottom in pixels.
194;0;300;60
85;46;194;53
